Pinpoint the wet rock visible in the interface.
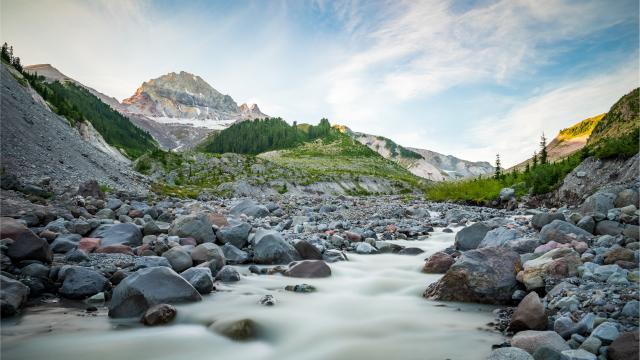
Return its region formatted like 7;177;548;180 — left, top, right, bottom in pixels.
355;242;378;254
511;330;570;354
180;267;214;294
162;246;193;273
323;249;348;263
216;221;251;249
284;260;331;278
398;247;424;255
168;214;215;244
259;294;276;306
509;292;547;332
109;266;202;318
293;240;323;260
2;217;52;263
59;266;109;299
285;284;316;293
252;229;300;264
211;319;257;341
221;243;250;264
608;331;639;360
0;275;30;317
487;347;533;360
422;252;454;273
191;242;225;267
424;247;520;304
215;265;241;282
454;222;490;251
141;304;177;326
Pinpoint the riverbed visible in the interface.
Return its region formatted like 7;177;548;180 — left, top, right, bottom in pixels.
1;229;504;360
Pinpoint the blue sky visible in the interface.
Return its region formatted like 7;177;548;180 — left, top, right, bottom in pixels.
2;0;638;166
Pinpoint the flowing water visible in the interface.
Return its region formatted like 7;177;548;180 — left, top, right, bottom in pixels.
1;229;503;360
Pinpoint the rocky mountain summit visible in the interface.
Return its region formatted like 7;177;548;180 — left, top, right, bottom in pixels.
122;71;267;130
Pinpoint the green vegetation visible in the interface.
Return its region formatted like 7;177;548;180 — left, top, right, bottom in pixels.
376;136;423;159
558;113;605;140
589;88;639;144
3;42;158;159
591;128;639;160
198;118;338;154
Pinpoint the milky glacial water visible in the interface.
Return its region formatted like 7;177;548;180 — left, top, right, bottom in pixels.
1;229;503;360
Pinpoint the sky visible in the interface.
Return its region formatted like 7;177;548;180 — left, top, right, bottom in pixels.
2;0;638;166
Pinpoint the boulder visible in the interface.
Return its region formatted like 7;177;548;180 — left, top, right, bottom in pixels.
614;189;639;208
355;242;378;254
162;247;193;273
50;234;82;253
78;238;101;253
168;214;215;244
284;260;331;278
59;266;109;299
216;221;251;249
520;247;582;290
191;243;225;266
214;265;241;282
141;304;177;326
293;240;323;260
608;331;639;360
576;216;595;234
0;275;30;317
511;330;570;354
499;188;515;201
90;223;142;247
603;247;635;265
423;247;521;304
594;220;624;236
210;318;257;341
230;199;269;218
531;212;565;230
479;227;519;248
509;292;547;332
95;244;134;255
180;267;214;294
2;217;52;263
581;191;616;214
540;220;592;244
252;229;300;264
590;322;619;344
421;252;455;273
487;347;533;360
77;180;103;199
560;349;596;360
109;267;201;318
454;222;490;250
221;243;250;264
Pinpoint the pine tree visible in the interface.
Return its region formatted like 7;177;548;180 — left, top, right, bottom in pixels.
524;162;530;173
0;42;9;62
539;133;548;165
11;56;22;72
494;153;502;179
532;151;538;168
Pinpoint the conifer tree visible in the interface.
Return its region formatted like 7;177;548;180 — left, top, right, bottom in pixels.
539;133;548;165
532;151;538;168
494;153;502;179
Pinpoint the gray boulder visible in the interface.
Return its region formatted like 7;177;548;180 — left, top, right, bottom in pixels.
479;227;519;248
591;322;619;344
511;330;570;354
59;266;109;299
560;349;596;360
424;247;521;304
109;267;201;318
355;242;378;254
50;234;82;253
284;260;331;278
293;240;323;260
252;229;300;264
230;199;269;218
214;265;241;282
162;246;193;272
191;243;225;267
169;214;214;244
595;220;624;236
216;221;251;249
540;220;592;244
0;275;30;317
180;267;214;294
615;188;638;208
531;212;565;230
576;216;595;234
454;222;490;251
581;191;616;214
487;347;533;360
91;223;142;247
221;243;249;264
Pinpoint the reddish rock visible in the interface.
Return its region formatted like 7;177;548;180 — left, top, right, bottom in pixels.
208;213;228;228
96;244;134;255
141;304;177;326
284;260;331;278
422;252;455;274
78;238;101;253
608;331;639;360
38;229;58;241
1;217;52;263
508;292;548;332
128;209;144;218
385;224;397;233
293;241;323;260
345;231;362;242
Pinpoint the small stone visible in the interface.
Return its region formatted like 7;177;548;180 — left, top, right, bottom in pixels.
284;284;316;293
141;304;177;326
259;294;276;306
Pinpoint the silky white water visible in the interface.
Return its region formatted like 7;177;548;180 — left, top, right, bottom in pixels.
1;229;503;360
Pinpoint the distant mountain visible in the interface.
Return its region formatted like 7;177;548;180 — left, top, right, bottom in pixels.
338;127;494;181
122;71;267;130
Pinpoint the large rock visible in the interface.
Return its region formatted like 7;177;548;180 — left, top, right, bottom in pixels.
59;266;109;299
422;251;455;273
162;246;193;273
531;212;565;230
221;243;250;264
560;349;596;360
141;304;177;326
284;260;331;278
454;222;490;251
520;247;581;290
511;330;570;354
608;331;639;360
191;243;225;267
540;220;592;244
509;292;547;332
487;347;533;360
293;240;323;260
169;214;214;244
180;267;214;294
615;189;639;208
0;275;30;317
479;227;519;248
423;247;521;304
590;322;619;344
594;220;624;236
2;217;52;263
214;265;241;282
109;267;201;318
252;229;300;264
50;234;81;253
216;221;251;249
77;179;103;198
91;223;142;247
230;199;269;218
581;191;616;214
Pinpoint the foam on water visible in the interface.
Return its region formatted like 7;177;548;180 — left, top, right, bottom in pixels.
1;229;504;360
